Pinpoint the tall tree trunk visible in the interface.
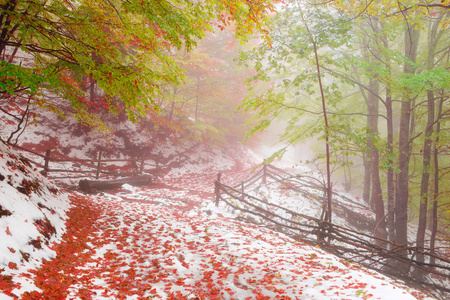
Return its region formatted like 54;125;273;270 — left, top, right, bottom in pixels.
314;43;332;223
395;20;420;250
363;17;386;242
302;17;333;223
380;25;395;243
429;156;438;266
382;24;395;242
358;35;372;208
362;154;371;205
385;87;395;243
416;89;434;263
429;96;443;265
367;60;387;243
395;90;411;248
368;83;387;242
416;15;442;263
367;88;377;212
371;143;387;243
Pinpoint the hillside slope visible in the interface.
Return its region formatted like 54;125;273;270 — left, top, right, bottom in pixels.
0;140;436;299
0;141;70;296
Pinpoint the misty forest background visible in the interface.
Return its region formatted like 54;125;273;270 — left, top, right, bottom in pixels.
1;0;449;264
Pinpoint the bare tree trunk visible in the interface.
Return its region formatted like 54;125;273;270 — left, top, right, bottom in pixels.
380;25;396;244
371;146;387;243
361;17;386;241
429;97;443;265
416;15;442;263
304;22;333;223
416;90;434;262
395;20;420;251
366;19;387;241
385;87;395;243
367;115;377;212
363;137;372;206
353;34;371;207
395;94;411;249
343;154;352;192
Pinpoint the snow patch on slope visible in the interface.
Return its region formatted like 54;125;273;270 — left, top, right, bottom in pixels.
0;142;71;295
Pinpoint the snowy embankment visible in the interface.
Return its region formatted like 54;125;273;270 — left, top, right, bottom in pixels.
0;142;70;296
0;142;435;299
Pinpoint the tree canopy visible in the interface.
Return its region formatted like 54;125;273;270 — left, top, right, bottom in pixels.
239;0;450;248
0;0;277;129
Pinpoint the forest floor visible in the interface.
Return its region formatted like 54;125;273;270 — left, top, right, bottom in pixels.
0;141;436;299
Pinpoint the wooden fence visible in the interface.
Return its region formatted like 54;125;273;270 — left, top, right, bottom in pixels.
214;164;450;300
9;144;163;180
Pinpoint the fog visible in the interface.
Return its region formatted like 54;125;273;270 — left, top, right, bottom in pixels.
249;120;316;165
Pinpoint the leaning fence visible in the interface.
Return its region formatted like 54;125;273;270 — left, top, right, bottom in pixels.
214;164;450;300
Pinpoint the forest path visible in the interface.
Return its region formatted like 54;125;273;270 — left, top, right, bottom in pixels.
17;170;430;300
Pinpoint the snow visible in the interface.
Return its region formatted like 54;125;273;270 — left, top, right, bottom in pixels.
0;142;70;296
0;141;437;299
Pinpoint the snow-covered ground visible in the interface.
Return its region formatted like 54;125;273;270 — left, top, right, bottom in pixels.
0;140;439;299
0;142;70;296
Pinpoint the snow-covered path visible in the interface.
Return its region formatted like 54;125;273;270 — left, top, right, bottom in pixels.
0;140;435;299
12;174;432;300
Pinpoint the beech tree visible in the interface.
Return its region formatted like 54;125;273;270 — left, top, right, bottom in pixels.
241;0;450;252
238;1;353;223
0;0;277;134
310;0;450;253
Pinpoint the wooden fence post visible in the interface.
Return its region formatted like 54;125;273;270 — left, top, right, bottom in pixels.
96;151;102;179
139;158;145;174
215;172;222;207
262;164;267;184
42;149;51;177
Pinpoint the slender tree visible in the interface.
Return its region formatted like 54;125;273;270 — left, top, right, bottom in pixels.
415;12;444;263
302;10;333;223
238;1;353;223
395;6;421;250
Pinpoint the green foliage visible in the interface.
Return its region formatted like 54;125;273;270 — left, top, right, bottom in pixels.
238;0;358;164
0;0;277;131
239;0;450;235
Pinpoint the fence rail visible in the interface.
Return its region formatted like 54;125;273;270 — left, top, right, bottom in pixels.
9;143;163;180
214;164;450;300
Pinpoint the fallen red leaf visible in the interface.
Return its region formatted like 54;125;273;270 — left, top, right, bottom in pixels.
8;262;18;270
